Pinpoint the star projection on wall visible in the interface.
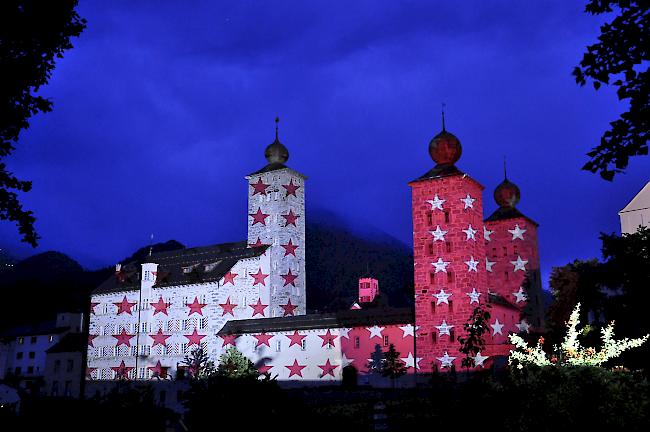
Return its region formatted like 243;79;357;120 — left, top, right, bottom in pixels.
432;257;450;273
318;359;338;377
282;209;299;226
249;208;270;225
114;296;137;315
249;299;268;317
460;194;476;209
286;359;307;378
219;297;237;316
431;225;448;241
250;178;270;195
433;289;452;305
222;271;238;285
150;329;171;347
466;288;481;304
113;329;135;347
437;351;456;368
281;239;299;256
187;297;207;316
151;297;169;315
510;255;528;272
427;194;445;210
250;268;269;286
282;179;300;197
508;224;527;241
280;299;298;316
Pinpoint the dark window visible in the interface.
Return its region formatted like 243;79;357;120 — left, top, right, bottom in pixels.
30;336;37;344
17;337;24;344
448;300;454;312
64;381;72;397
52;381;59;396
28;352;35;359
502;246;508;256
505;271;509;280
428;243;434;255
447;271;454;283
27;366;34;374
383;335;389;347
430;301;436;313
445;242;452;253
426;212;433;226
54;359;61;373
449;329;455;341
66;359;74;372
429;273;435;284
513;245;518;254
354;337;360;349
15;367;21;375
432;332;437;344
16;352;23;360
492;247;497;257
444;211;450;223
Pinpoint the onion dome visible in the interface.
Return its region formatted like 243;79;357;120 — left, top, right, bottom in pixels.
428;107;462;165
265;117;289;164
494;160;520;207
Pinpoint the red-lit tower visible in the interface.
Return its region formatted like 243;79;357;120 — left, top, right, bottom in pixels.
409;117;488;372
484;165;544;329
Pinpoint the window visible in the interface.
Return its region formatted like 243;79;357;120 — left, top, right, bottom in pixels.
18;337;24;344
139;368;146;379
52;381;59;396
140;345;151;356
354;337;360;349
141;322;148;333
428;243;434;255
505;271;509;280
426;212;433;226
492;247;497;257
430;301;436;313
67;359;74;372
28;352;35;359
276;340;281;352
502;246;508;256
429;273;435;284
27;366;34;374
449;329;455;341
182;319;190;331
30;336;37;344
448;300;454;312
54;359;61;372
444;211;450;223
513;245;518;255
130;346;138;356
445;242;452;253
16;352;23;360
15;367;21;375
301;339;307;351
447;271;454;283
49;335;54;343
64;381;72;397
383;335;389;347
432;332;437;344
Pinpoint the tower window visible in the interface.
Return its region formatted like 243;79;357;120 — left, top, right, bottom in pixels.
444;211;450;223
492;247;497;257
505;271;509;280
447;271;454;283
503;246;508;256
429;273;436;284
432;332;437;344
426;212;433;226
383;335;389;347
445;242;452;253
513;245;518;255
428;243;434;255
354;337;360;349
448;300;454;312
449;329;455;341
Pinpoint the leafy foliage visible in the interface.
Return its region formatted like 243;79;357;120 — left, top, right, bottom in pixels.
573;0;649;180
457;304;491;368
0;1;86;245
510;303;649;369
216;346;259;379
180;347;216;379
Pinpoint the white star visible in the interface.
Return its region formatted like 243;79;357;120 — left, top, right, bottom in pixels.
483;226;494;241
436;320;454;336
367;325;385;339
426;194;445;211
510;255;528;272
338;328;352;339
466;288;481;304
512;287;528;303
462;224;477;241
491;319;504;336
432;257;451;273
460;194;476;209
399;324;415;338
508;224;527;241
485;257;495;272
341;353;354;367
465;256;479;272
436;351;456;368
473;352;489;368
430;225;448;242
433;289;452;305
516;320;531;333
401;352;422;369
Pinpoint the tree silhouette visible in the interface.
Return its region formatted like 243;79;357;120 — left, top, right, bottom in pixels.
180;347;215;379
573;0;649;180
216;346;258;379
381;343;407;387
457;305;491;369
0;1;86;245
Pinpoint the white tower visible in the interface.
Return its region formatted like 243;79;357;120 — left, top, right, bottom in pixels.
245;118;307;317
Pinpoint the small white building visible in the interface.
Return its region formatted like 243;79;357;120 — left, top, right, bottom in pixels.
619;180;650;234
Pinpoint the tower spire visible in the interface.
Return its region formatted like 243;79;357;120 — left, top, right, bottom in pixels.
275;116;279;141
503;156;508;179
441;103;446;131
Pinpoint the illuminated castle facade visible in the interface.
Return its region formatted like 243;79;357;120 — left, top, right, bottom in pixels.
86;118;542;383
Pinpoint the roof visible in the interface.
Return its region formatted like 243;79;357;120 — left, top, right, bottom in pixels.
46;332;86;354
1;321;69;338
484;206;539;227
410;164;463;183
619;180;650;214
246;163;308;179
218;307;414;335
488;292;519;311
93;241;269;295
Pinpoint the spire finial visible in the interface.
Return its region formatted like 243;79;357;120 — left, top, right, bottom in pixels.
148;233;154;257
275;116;279;141
503;156;508;179
441;103;446;131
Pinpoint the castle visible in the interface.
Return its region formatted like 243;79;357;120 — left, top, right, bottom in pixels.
86;117;542;384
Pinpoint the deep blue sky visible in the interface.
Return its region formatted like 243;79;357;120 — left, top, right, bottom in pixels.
1;1;648;288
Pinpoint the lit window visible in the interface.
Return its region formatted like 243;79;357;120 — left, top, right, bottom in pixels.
383;335;389;347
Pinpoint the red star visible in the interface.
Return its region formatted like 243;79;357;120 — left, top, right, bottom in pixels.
280;299;298;316
90;302;99;314
150;297;169;315
148;361;168;379
254;333;272;348
222;271;238;285
258;363;273;375
149;329;171;347
249;237;266;248
113;296;137;315
250;177;270;195
319;329;336;347
184;329;205;346
285;359;306;378
281;239;299;257
319;359;339;377
249;299;268;317
112;360;133;380
249;207;270;226
86;367;96;379
187;297;207;316
286;331;306;347
251;268;269;286
113;329;135;347
282;179;300;197
88;334;97;348
220;334;239;347
281;269;298;287
281;209;299;227
219;297;237;316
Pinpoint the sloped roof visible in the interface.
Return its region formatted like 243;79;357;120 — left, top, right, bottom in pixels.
218;307;414;335
46;332;86;354
619;180;650;214
246;163;307;178
484;206;539;227
93;241;269;295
